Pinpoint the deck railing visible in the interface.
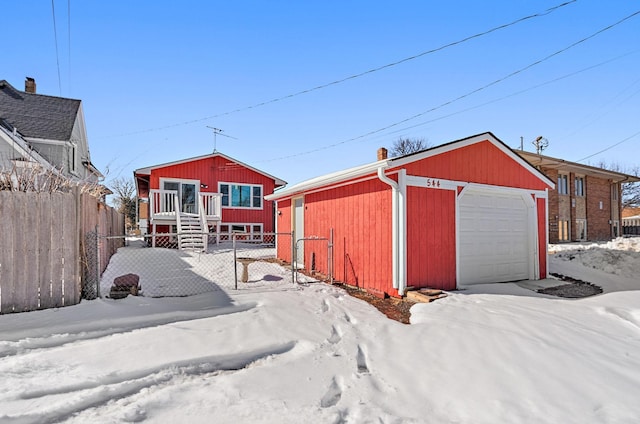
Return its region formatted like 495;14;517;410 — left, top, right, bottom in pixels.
150;189;222;221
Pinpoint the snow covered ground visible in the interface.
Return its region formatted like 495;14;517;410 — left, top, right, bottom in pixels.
1;238;639;423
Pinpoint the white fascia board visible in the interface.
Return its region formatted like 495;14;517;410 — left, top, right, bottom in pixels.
391;132;556;190
25;137;66;145
265;159;389;201
0;127;56;172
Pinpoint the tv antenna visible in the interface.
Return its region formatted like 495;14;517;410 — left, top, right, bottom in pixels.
206;126;238;152
532;136;549;155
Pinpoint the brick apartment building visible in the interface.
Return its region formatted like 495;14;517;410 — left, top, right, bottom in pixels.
518;151;639;243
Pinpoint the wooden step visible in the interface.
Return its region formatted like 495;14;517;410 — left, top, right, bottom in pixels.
406;289;448;303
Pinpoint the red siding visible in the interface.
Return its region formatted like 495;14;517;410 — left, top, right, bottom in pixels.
304;178;394;296
406;187;457;290
150;156;278;231
400;141;550;191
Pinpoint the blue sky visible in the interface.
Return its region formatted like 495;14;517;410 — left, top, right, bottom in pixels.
2;1;639;189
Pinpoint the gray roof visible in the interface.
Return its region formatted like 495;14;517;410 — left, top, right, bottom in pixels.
0;80;80;141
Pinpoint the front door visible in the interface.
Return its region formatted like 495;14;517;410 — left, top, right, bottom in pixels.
162;179;198;213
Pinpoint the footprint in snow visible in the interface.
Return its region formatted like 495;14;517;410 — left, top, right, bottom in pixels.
321;299;330;313
320;376;343;408
327;325;342;344
343;312;356;325
356;344;369;374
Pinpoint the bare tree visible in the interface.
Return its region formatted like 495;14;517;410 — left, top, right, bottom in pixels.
109;177;137;230
597;161;640;208
389;137;430;157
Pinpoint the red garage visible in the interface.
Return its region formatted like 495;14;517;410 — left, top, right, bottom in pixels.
266;133;555;297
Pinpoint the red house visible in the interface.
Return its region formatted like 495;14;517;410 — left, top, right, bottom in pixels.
134;152;286;249
266;133;554;297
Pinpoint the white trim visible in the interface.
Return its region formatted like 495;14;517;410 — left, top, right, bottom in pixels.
217;222;264;242
23;137;66;146
160;178;201;213
405;175;464;191
266;160;388;201
398;169;407;296
219;181;264;210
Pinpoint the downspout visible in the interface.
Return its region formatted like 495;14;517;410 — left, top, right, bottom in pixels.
377;166;407;296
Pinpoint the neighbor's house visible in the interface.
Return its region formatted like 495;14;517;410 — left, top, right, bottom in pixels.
517;151;639;243
266;132;554;297
0;78;102;182
134;152;286;248
623;207;640;235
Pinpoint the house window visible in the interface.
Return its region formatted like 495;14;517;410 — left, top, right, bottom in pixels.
576;219;587;241
70;143;77;173
575;177;584;196
558;220;569;242
219;183;263;209
558;174;568;195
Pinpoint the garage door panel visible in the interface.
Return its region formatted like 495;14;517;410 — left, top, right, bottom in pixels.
459;191;531;285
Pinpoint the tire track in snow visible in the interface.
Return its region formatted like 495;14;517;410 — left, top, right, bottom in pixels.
0;303;256;359
1;341;295;424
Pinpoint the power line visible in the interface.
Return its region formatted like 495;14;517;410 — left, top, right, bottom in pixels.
98;0;577;139
51;0;62;95
575;130;640;162
68;0;71;95
257;10;640;164
383;51;638;137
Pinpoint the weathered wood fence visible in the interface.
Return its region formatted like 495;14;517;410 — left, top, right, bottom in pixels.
0;188;124;314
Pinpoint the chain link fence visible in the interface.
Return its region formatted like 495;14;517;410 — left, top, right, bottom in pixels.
82;232;301;299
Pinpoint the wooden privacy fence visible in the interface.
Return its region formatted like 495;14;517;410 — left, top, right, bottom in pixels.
0;188;124;314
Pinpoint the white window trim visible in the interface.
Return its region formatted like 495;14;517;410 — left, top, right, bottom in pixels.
558;174;568;195
575;176;585;197
216;222;264;242
219;182;264;210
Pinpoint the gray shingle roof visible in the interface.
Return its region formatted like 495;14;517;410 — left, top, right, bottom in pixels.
0;80;80;141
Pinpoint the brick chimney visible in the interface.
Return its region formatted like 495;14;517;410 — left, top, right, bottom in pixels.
25;77;36;94
377;147;388;161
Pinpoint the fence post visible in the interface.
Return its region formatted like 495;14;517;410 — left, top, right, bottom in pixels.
291;230;296;284
233;233;238;290
95;225;101;298
329;228;334;284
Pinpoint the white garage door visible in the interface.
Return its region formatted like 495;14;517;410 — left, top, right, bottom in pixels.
459;190;531;285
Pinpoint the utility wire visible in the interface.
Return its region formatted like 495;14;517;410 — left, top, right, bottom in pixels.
98;0;577;139
575;130;640;162
68;0;71;95
51;0;62;95
258;9;640;163
384;51;637;137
